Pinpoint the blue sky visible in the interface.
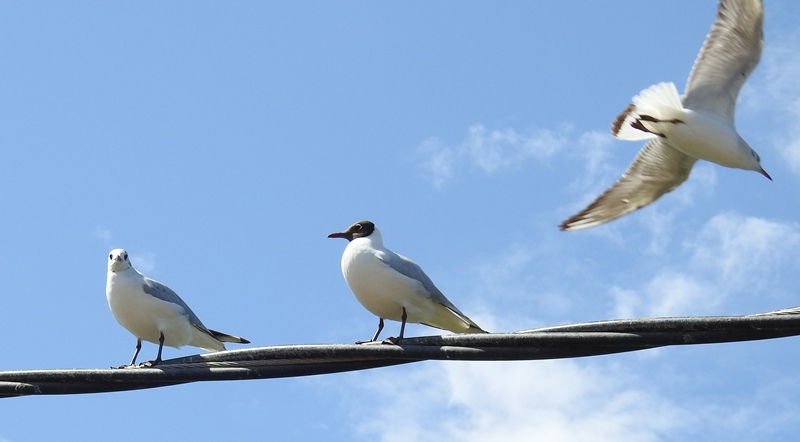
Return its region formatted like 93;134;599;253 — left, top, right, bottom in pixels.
2;1;800;440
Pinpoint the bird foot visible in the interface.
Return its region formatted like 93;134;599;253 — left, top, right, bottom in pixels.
139;360;160;368
381;337;402;345
112;364;137;369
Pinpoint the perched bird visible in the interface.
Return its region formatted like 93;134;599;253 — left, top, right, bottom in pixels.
560;0;769;231
106;248;249;367
328;220;487;343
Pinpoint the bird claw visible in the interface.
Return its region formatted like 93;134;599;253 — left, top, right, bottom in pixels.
112;363;139;369
138;360;160;368
381;337;401;345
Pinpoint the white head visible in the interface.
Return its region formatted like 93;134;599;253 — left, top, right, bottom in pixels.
742;142;771;180
108;248;133;272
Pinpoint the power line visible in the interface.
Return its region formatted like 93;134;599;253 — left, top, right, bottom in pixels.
2;306;799;398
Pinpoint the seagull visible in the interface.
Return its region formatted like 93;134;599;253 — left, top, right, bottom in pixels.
106;248;249;367
560;0;769;231
328;220;487;343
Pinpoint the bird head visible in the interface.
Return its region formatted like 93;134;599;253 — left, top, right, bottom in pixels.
327;220;376;242
108;248;132;272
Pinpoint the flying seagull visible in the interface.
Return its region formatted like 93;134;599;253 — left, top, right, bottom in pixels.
560;0;769;231
106;248;249;367
328;221;487;343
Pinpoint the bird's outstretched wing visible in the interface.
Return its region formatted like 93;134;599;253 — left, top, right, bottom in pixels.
683;0;763;120
560;138;698;231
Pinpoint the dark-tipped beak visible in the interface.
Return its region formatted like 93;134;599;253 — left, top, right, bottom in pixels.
327;232;347;239
759;167;772;181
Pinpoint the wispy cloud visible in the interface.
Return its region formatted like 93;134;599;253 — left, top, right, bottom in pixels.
131;251;156;273
418;124;572;187
744;31;800;175
353;359;692;442
95;225;113;245
611;213;800;318
636;163;718;255
686;213;800;289
612;272;716;318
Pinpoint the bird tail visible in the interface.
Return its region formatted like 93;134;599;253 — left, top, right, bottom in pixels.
612;82;683;141
463;323;489;334
429;303;490;334
209;329;251;344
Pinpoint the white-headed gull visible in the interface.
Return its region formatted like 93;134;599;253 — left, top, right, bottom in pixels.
328;221;487;343
561;0;769;231
106;248;249;366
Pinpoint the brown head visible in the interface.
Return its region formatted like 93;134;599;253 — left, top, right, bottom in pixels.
327;220;376;242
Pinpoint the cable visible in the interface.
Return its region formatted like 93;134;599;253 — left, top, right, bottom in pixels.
2;307;799;398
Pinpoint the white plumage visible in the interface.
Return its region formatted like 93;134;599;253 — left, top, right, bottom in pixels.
106;248;249;366
329;221;486;343
560;0;769;231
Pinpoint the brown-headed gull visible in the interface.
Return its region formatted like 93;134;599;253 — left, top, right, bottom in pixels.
560;0;769;231
106;248;249;367
328;221;487;343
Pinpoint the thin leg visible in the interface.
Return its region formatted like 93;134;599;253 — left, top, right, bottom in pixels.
356;318;384;344
382;308;407;345
128;339;142;366
639;115;683;125
398;308;407;340
154;332;165;365
631;115;684;139
141;332;165;367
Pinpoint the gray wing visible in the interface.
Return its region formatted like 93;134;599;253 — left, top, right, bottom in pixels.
683;0;763;121
560;138;698;231
142;277;212;332
378;250;480;326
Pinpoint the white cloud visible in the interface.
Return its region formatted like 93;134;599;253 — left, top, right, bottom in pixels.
131;251;156;273
418;137;456;188
418;124;571;187
686;213;800;289
353;359;691;442
95;225;112;244
565;130;616;194
611;272;716;319
743;32;800;175
610;213;800;319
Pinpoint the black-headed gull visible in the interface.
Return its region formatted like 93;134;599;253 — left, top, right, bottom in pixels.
328;221;487;343
561;0;769;231
106;249;249;367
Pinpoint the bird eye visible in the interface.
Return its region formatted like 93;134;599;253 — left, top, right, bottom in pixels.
109;253;112;259
353;224;362;231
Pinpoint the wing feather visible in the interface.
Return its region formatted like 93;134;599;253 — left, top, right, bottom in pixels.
560;139;698;231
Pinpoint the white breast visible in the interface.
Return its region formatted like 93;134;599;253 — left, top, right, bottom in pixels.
663;110;751;170
106;270;193;348
341;239;433;323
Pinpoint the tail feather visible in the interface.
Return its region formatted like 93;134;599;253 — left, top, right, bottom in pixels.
424;303;489;334
464;324;489;334
613;82;683;141
209;329;251;344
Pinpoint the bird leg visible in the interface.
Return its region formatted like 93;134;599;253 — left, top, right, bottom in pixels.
117;339;143;368
630;115;684;138
140;332;165;367
382;308;408;345
356;318;385;344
